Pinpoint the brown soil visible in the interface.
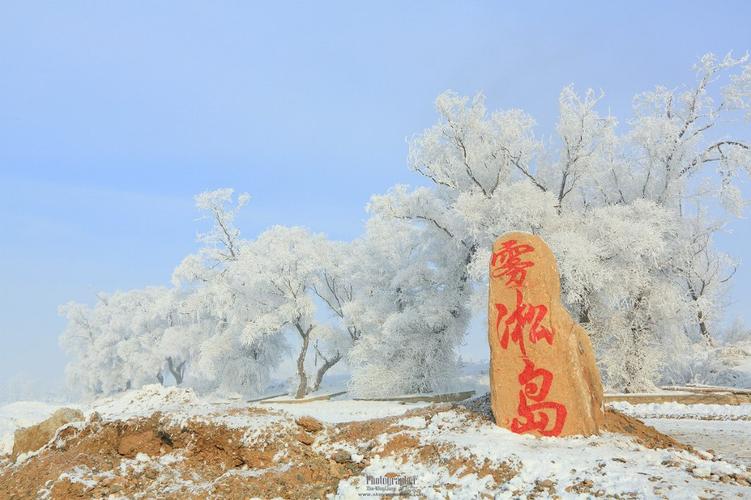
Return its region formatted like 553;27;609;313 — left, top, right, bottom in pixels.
11;408;84;459
601;408;693;452
0;401;692;499
295;415;324;433
0;408;354;500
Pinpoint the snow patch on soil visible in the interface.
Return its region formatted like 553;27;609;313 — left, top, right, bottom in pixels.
5;387;751;498
337;408;751;498
90;384;203;422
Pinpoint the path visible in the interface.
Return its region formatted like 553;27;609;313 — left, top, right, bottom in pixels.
645;418;751;467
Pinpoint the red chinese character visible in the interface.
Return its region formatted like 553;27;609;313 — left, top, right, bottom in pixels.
510;359;567;436
495;290;554;357
491;239;535;287
517;357;553;400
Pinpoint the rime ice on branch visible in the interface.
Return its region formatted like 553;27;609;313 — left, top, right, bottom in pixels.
488;232;605;437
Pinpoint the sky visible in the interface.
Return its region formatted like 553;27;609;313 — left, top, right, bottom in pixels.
1;1;750;396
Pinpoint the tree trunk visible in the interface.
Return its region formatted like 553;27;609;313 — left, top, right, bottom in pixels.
166;356;186;385
579;301;591;325
312;350;342;392
688;286;714;347
697;309;713;346
156;371;165;385
294;323;313;399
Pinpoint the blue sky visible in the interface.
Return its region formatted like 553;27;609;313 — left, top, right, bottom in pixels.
1;1;750;392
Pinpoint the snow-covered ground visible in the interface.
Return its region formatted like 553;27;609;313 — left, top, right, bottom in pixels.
2;386;750;497
608;401;751;467
336;409;750;498
646;419;751;465
609;401;751;420
0;386;432;456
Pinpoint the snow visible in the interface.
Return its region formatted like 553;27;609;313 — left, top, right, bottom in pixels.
337;456;495;499
4;385;751;497
613;401;751;467
610;401;751;420
58;466;98;489
398;416;428;429
90;384;202;422
645;418;751;465
337;408;751;498
88;385;298;448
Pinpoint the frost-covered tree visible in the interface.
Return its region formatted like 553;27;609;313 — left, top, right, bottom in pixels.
175;190;352;398
60;54;750;396
234;226;352;399
345;213;470;397
172;189;289;396
723;318;751;345
61;188;357;399
309;239;360;391
671;213;737;346
378;52;750;391
59;287;185;396
195;187;249;262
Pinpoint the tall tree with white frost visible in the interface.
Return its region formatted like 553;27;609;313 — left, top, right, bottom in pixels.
176;190;352;398
235;226;349;399
309;239;359;391
345;214;470;397
172;189;289;396
377;53;750;391
59;287;190;396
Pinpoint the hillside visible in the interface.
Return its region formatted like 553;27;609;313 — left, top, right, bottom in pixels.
1;386;750;498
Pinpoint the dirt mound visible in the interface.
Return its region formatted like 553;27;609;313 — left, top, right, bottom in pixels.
0;404;520;498
601;408;692;451
11;407;83;459
0;400;698;499
0;406;360;499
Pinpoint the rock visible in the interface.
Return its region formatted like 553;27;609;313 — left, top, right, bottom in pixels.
53;425;79;451
538;479;554;488
331;449;352;463
296;432;315;445
11;408;84;458
488;232;604;437
295;416;323;433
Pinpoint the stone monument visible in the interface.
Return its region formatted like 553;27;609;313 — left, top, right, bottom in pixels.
488;231;604;437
